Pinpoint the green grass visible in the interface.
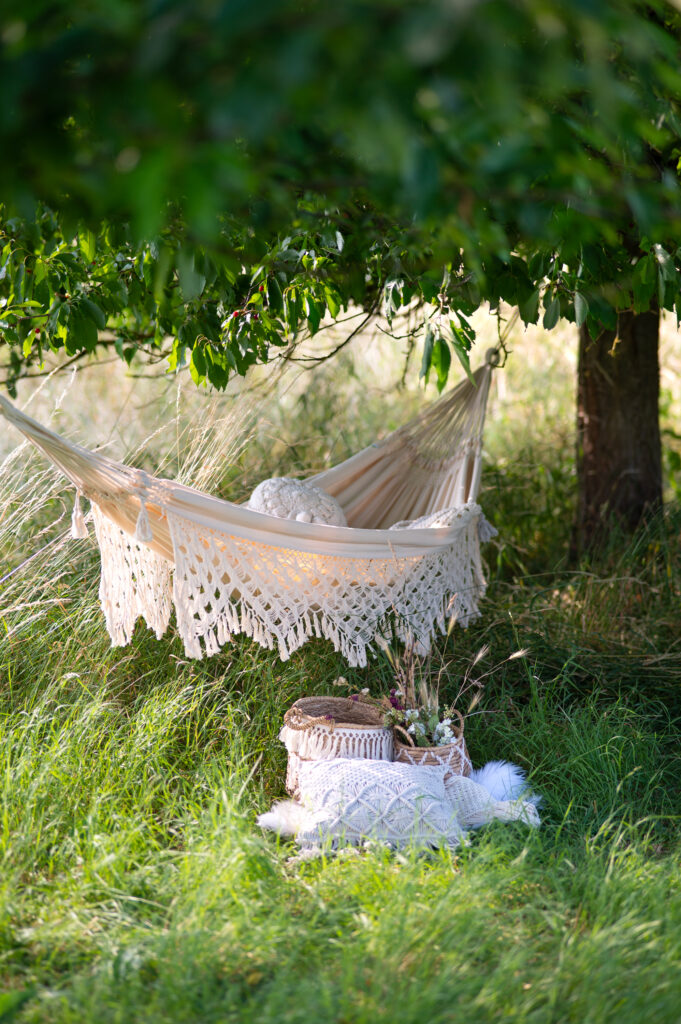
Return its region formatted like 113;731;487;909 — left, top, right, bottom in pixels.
1;319;681;1022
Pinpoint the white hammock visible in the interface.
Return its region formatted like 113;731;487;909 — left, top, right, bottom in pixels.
0;361;496;667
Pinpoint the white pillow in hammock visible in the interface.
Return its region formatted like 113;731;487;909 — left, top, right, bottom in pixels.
389;504;498;541
389;506;471;530
247;477;347;526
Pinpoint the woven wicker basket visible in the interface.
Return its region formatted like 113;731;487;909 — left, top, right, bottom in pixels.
280;695;393;796
393;709;471;777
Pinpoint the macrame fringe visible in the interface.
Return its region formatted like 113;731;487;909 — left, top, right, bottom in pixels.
279;724;393;763
93;505;173;645
89;503;491;667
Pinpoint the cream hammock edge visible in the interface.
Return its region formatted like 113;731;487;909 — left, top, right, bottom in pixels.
0;362;497;667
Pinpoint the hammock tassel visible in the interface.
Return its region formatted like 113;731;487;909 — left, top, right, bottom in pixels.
135;496;154;544
478;513;498;543
71;490;89;539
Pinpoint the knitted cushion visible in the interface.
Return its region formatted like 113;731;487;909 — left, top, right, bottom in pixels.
285;759;540;851
389;506;472;530
296;759;465;849
258;760;540;850
389;504;498;538
247;477;347;526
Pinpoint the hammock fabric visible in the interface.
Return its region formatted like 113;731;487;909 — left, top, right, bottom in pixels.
0;361;496;667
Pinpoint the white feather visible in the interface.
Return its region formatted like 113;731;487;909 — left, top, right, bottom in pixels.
470;760;540;805
257;800;314;836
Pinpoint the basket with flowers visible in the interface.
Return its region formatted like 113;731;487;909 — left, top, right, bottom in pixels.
378;640;480;777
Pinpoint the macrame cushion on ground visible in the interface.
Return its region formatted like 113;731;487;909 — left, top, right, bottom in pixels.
295;759;465;849
272;759;540;851
247;477;347;526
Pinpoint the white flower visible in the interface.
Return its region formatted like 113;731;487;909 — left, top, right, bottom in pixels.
433;721;455;745
360;687;370;695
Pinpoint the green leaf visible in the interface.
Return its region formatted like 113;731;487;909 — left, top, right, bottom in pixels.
34;278;50;310
636;253;654;285
178;319;200;347
588;295;617;332
80;297;107;329
653;243;676;283
284;286;301;330
177;250;206;302
113;338;136;366
67;307;98;353
306;297;322;335
574;292;588;327
107;278;129;308
450;325;474;382
420;325;435;381
266;276;283;313
632;257;656;312
79;229;97;263
543;296;561;330
33;260;47;287
431;336;451;393
324;285;341;319
189;344;206;385
420;278;440;304
153;245;173;299
518;288;540;325
585;314;602;341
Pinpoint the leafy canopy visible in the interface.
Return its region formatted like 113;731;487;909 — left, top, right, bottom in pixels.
2;0;681;393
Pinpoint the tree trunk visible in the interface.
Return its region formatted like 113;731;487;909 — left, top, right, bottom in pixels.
574;308;662;556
